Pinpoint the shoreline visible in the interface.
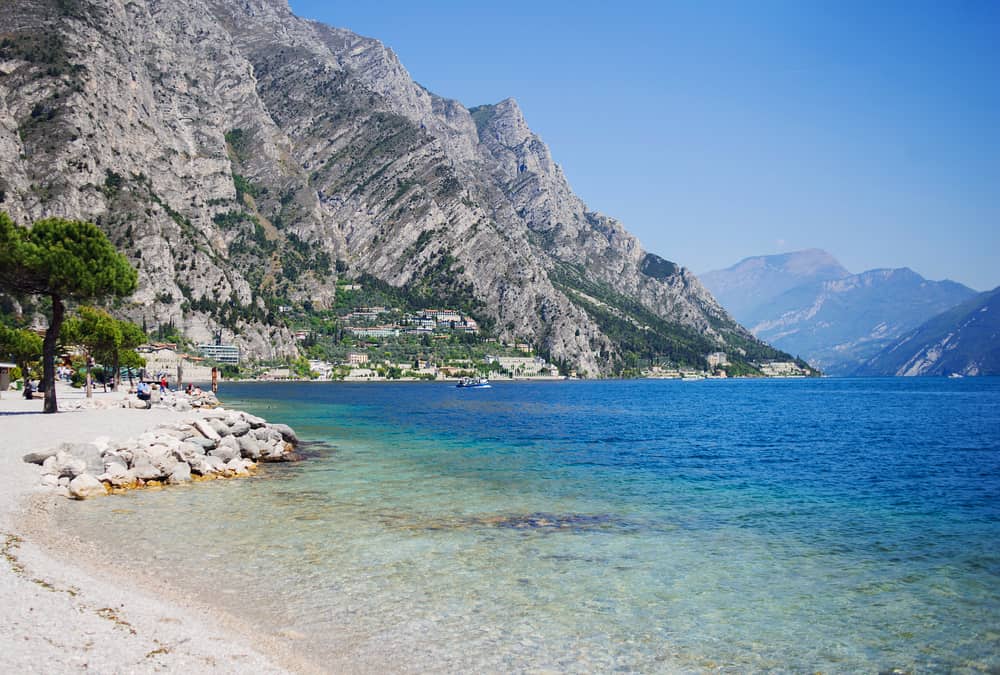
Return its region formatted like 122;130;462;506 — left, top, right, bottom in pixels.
0;385;312;673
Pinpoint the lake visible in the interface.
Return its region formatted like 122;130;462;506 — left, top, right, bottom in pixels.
56;378;1000;672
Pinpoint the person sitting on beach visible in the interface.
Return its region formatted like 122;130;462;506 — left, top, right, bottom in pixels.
137;381;151;401
22;380;33;400
185;383;193;396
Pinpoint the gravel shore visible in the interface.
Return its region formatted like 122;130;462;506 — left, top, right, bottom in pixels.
0;385;299;673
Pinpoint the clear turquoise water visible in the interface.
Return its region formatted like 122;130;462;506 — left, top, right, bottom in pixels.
56;379;1000;672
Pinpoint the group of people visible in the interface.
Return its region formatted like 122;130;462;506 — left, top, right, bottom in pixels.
136;376;171;401
135;377;204;403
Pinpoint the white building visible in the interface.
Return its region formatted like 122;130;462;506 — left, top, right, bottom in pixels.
706;352;729;368
758;361;809;377
198;343;240;364
137;344;215;382
347;326;399;338
308;360;335;379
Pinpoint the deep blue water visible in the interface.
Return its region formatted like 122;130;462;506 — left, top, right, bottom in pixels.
59;378;1000;672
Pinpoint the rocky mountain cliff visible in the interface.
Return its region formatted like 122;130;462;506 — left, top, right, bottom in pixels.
701;251;977;374
0;0;794;374
854;286;1000;377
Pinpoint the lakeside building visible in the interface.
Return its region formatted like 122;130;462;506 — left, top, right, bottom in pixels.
706;352;729;369
197;343;240;364
137;344;214;381
347;326;400;338
401;315;437;329
487;355;553;376
424;309;462;324
758;361;810;377
347;353;369;365
308;359;335;379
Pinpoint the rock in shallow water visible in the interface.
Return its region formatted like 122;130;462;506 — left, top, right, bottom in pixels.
168;462;192;484
270;423;299;445
69;474;108;499
237;434;261;460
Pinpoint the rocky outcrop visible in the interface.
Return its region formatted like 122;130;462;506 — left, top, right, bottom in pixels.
23;409;299;499
0;0;791;374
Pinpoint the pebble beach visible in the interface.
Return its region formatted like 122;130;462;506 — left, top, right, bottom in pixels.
0;384;306;674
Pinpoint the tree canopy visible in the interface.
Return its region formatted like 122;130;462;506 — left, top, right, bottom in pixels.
0;213;137;412
0;214;137;301
62;306;146;393
0;324;42;374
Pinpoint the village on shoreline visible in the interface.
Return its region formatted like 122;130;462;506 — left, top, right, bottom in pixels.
124;294;813;388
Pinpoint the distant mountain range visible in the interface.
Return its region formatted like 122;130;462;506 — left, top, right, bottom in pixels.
855;286;1000;376
701;251;978;375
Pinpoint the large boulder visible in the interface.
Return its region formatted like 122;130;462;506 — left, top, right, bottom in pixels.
209;443;240;463
224;458;254;476
208;419;231;437
228;420;251;437
173;442;205;463
237;435;262;460
102;456;129;478
243;413;267;429
130;453;164;481
154;427;189;440
270;424;299;445
49;451;88;478
192;419;221;441
168;462;192;484
22;447;60;465
184;435;217;450
254;427;282;444
69;474;108;499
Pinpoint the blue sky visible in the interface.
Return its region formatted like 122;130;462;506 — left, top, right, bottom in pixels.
289;0;999;291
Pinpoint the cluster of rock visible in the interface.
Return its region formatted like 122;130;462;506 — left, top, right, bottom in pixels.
60;388;221;413
23;410;300;499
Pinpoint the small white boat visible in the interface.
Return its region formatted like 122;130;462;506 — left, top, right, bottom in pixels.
456;376;491;389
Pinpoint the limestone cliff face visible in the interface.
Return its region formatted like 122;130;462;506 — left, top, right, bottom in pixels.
0;0;783;373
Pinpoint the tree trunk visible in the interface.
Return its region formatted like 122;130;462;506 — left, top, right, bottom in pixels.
85;351;93;399
42;295;64;414
113;352;120;392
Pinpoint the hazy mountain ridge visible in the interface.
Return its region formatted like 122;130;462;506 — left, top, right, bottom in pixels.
855;286;1000;376
701;251;977;374
700;249;849;321
0;0;795;374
